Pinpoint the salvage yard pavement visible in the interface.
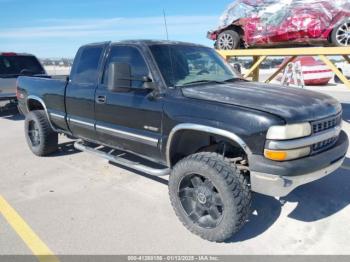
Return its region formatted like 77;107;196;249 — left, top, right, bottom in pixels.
0;85;350;257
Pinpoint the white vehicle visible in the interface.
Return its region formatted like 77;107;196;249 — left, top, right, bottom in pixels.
335;61;350;83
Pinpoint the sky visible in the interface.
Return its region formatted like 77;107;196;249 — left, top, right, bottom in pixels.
0;0;233;58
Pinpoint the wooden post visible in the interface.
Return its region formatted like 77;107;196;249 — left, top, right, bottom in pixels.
244;56;266;81
319;55;350;88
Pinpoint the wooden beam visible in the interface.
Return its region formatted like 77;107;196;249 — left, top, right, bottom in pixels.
318;55;350;88
342;55;350;64
244;56;266;80
218;46;350;57
265;56;298;83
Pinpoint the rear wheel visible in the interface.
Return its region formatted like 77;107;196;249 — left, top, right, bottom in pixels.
216;30;240;50
169;152;251;242
331;20;350;46
25;110;58;156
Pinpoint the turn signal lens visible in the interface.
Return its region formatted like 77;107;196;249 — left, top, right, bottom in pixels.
264;147;310;161
264;150;288;161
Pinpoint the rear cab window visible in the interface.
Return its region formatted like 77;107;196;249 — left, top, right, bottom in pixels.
71;45;104;85
0;55;45;77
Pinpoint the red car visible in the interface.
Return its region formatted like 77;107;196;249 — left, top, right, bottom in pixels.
208;0;350;50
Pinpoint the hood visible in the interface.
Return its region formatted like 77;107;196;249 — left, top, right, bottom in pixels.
181;81;341;123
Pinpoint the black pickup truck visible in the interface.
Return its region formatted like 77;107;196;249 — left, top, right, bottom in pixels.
17;40;349;242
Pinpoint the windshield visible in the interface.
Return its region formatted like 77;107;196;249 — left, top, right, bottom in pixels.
0;55;45;77
149;45;238;87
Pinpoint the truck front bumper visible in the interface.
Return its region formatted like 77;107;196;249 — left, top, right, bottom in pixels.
250;130;349;197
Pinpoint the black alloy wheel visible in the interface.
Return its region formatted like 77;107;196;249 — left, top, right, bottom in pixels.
27;120;41;147
178;174;224;229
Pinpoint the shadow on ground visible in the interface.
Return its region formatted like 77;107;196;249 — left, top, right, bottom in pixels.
284;159;350;222
0;104;23;121
228;158;350;242
49;141;81;157
50;134;350;243
109;153;350;243
109;162;169;186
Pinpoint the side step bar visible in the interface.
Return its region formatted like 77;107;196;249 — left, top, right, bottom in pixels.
74;141;170;177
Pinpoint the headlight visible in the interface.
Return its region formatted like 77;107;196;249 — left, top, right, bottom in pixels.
266;123;311;140
264;147;311;161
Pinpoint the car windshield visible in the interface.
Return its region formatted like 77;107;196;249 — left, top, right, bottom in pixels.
149;44;239;87
0;55;45;77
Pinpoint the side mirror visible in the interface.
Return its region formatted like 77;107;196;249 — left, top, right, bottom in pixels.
107;62;156;92
108;62;132;91
142;76;156;90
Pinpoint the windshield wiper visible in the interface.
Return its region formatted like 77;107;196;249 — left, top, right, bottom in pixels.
179;80;227;87
223;77;248;83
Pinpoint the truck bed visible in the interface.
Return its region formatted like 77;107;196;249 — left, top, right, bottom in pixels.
17;76;67;116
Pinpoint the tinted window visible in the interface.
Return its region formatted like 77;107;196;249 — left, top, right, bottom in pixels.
72;46;103;84
149;45;237;87
103;46;149;88
0;55;45;76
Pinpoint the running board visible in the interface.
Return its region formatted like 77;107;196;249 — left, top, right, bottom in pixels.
74;141;170;177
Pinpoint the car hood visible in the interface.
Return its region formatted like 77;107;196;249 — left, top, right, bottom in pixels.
181;81;342;123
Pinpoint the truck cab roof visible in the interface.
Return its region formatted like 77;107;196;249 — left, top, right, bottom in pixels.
0;52;36;57
81;40;207;48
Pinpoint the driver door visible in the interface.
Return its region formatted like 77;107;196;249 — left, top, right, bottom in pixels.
94;45;163;161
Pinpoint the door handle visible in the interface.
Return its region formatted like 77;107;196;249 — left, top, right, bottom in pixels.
96;95;106;104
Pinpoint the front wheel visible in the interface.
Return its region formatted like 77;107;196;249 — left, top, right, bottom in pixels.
216;30;241;50
331;19;350;46
25;110;58;156
168;152;251;242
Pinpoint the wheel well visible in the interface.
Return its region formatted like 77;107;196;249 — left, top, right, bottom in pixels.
27;99;45;111
168;130;247;167
225;25;244;37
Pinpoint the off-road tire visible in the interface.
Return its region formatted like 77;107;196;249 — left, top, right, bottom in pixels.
169;152;251;242
216;30;241;50
331;19;350;47
25;110;58;156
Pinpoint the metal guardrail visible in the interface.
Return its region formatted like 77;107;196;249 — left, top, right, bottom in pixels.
218;47;350;88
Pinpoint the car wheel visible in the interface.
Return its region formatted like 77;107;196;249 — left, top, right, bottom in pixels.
168;152;251;242
331;19;350;46
25;110;58;156
217;30;240;50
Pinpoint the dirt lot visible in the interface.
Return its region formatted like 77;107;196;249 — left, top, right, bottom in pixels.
0;85;350;257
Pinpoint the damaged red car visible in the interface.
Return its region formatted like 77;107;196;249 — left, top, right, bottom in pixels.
208;0;350;50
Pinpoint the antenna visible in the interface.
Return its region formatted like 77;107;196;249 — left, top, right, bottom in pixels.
163;9;169;40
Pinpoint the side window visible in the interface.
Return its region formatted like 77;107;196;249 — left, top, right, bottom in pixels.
103;46;149;88
72;46;103;84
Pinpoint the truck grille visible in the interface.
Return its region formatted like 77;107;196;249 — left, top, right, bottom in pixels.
312;114;342;134
312;137;338;154
311;113;342;154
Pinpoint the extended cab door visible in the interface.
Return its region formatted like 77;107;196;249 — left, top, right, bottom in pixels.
94;45;163;161
65;43;107;140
